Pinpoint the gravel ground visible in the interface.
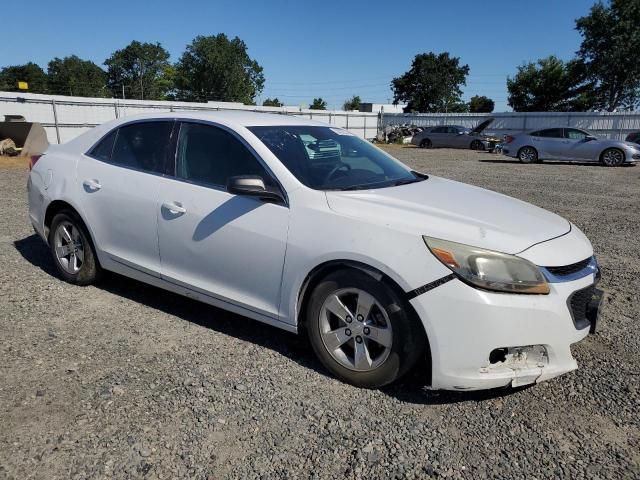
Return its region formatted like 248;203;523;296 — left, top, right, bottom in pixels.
1;149;639;479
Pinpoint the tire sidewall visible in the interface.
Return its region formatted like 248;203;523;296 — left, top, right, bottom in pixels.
306;270;425;388
49;210;100;285
420;138;431;148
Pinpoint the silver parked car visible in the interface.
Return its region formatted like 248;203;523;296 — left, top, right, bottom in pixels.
411;118;499;152
502;127;640;166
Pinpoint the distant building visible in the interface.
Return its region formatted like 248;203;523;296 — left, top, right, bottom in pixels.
358;103;406;114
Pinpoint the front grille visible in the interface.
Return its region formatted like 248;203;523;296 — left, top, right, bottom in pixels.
545;257;591;276
568;285;596;330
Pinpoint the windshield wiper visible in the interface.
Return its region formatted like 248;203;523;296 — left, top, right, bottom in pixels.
392;172;428;186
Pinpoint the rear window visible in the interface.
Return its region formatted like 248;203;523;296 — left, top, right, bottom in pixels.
87;130;117;161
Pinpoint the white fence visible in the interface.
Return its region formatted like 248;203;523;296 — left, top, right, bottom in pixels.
381;112;640;140
3;91;639;144
0;91;380;144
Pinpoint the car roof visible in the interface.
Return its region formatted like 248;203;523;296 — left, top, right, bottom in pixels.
63;110;333;152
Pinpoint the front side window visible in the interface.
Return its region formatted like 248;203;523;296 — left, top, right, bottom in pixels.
249;126;421;191
110;121;173;174
176;122;273;188
565;128;589;140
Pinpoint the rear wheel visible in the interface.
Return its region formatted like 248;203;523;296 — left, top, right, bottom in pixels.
306;270;426;388
49;210;101;285
470;139;485;151
419;138;432;149
600;148;625;167
518;146;538;164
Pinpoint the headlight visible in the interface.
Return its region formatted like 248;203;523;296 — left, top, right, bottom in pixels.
423;236;549;294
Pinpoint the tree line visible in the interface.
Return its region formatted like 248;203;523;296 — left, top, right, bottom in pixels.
0;34;265;105
1;0;637;112
392;0;639;113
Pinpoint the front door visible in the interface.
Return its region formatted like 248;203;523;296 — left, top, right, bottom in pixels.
156;121;290;320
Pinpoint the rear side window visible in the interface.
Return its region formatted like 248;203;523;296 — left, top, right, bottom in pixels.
537;128;564;138
88;130;117;161
431;126;447;133
110;121;173;174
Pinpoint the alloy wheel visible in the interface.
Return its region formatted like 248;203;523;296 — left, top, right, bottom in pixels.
53;220;85;274
601;149;624;166
519;147;537;163
319;288;393;372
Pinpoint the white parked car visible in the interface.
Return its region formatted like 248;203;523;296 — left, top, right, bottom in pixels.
27;112;603;391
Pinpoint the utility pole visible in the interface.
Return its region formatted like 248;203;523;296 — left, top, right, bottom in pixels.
122;84;125;100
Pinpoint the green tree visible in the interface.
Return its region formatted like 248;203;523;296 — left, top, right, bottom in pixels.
309;98;327;110
0;63;48;93
104;41;172;100
576;0;640;111
263;97;283;107
468;95;495;113
174;34;264;104
392;52;469;113
507;56;593;112
47;55;108;97
342;95;361;111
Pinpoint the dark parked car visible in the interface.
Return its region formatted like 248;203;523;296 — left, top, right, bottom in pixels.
626;131;640;145
411;118;500;152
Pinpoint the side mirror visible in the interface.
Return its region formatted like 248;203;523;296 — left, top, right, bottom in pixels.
227;175;284;203
584;135;597;142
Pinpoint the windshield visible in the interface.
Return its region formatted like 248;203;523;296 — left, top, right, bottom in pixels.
248;126;423;190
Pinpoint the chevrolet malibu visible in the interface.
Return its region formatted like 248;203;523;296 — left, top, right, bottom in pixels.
27;112;603;390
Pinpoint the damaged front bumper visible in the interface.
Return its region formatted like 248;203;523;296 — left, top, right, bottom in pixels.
409;266;602;391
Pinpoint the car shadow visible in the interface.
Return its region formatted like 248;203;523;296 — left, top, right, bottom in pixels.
14;233;523;405
480;158;637;167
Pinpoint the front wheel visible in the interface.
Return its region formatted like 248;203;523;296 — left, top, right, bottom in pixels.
600;148;625;167
470;139;485;151
49;210;102;285
518;146;538;163
306;270;426;388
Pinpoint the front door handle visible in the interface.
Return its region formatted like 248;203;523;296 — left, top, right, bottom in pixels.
162;201;187;215
82;179;102;191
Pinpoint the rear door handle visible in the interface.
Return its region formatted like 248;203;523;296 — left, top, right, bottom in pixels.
162;201;187;215
82;179;102;191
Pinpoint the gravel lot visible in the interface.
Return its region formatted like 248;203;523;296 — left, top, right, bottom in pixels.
1;148;639;479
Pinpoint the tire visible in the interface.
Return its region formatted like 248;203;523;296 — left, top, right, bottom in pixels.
49;209;102;285
518;146;538;164
470;139;485;151
419;138;432;149
305;269;426;388
600;148;625;167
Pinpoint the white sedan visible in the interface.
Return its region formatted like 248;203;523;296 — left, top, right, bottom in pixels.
27;112;603;390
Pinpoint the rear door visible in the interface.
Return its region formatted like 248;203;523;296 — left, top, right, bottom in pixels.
429;126;449;146
531;128;566;159
76;120;174;276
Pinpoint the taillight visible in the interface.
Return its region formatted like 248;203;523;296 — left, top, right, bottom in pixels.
504;135;515;144
29;154;43;170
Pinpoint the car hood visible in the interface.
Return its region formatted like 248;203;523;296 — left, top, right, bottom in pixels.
325;176;570;255
470;117;494;134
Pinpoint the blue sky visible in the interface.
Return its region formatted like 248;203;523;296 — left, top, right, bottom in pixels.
0;0;597;111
